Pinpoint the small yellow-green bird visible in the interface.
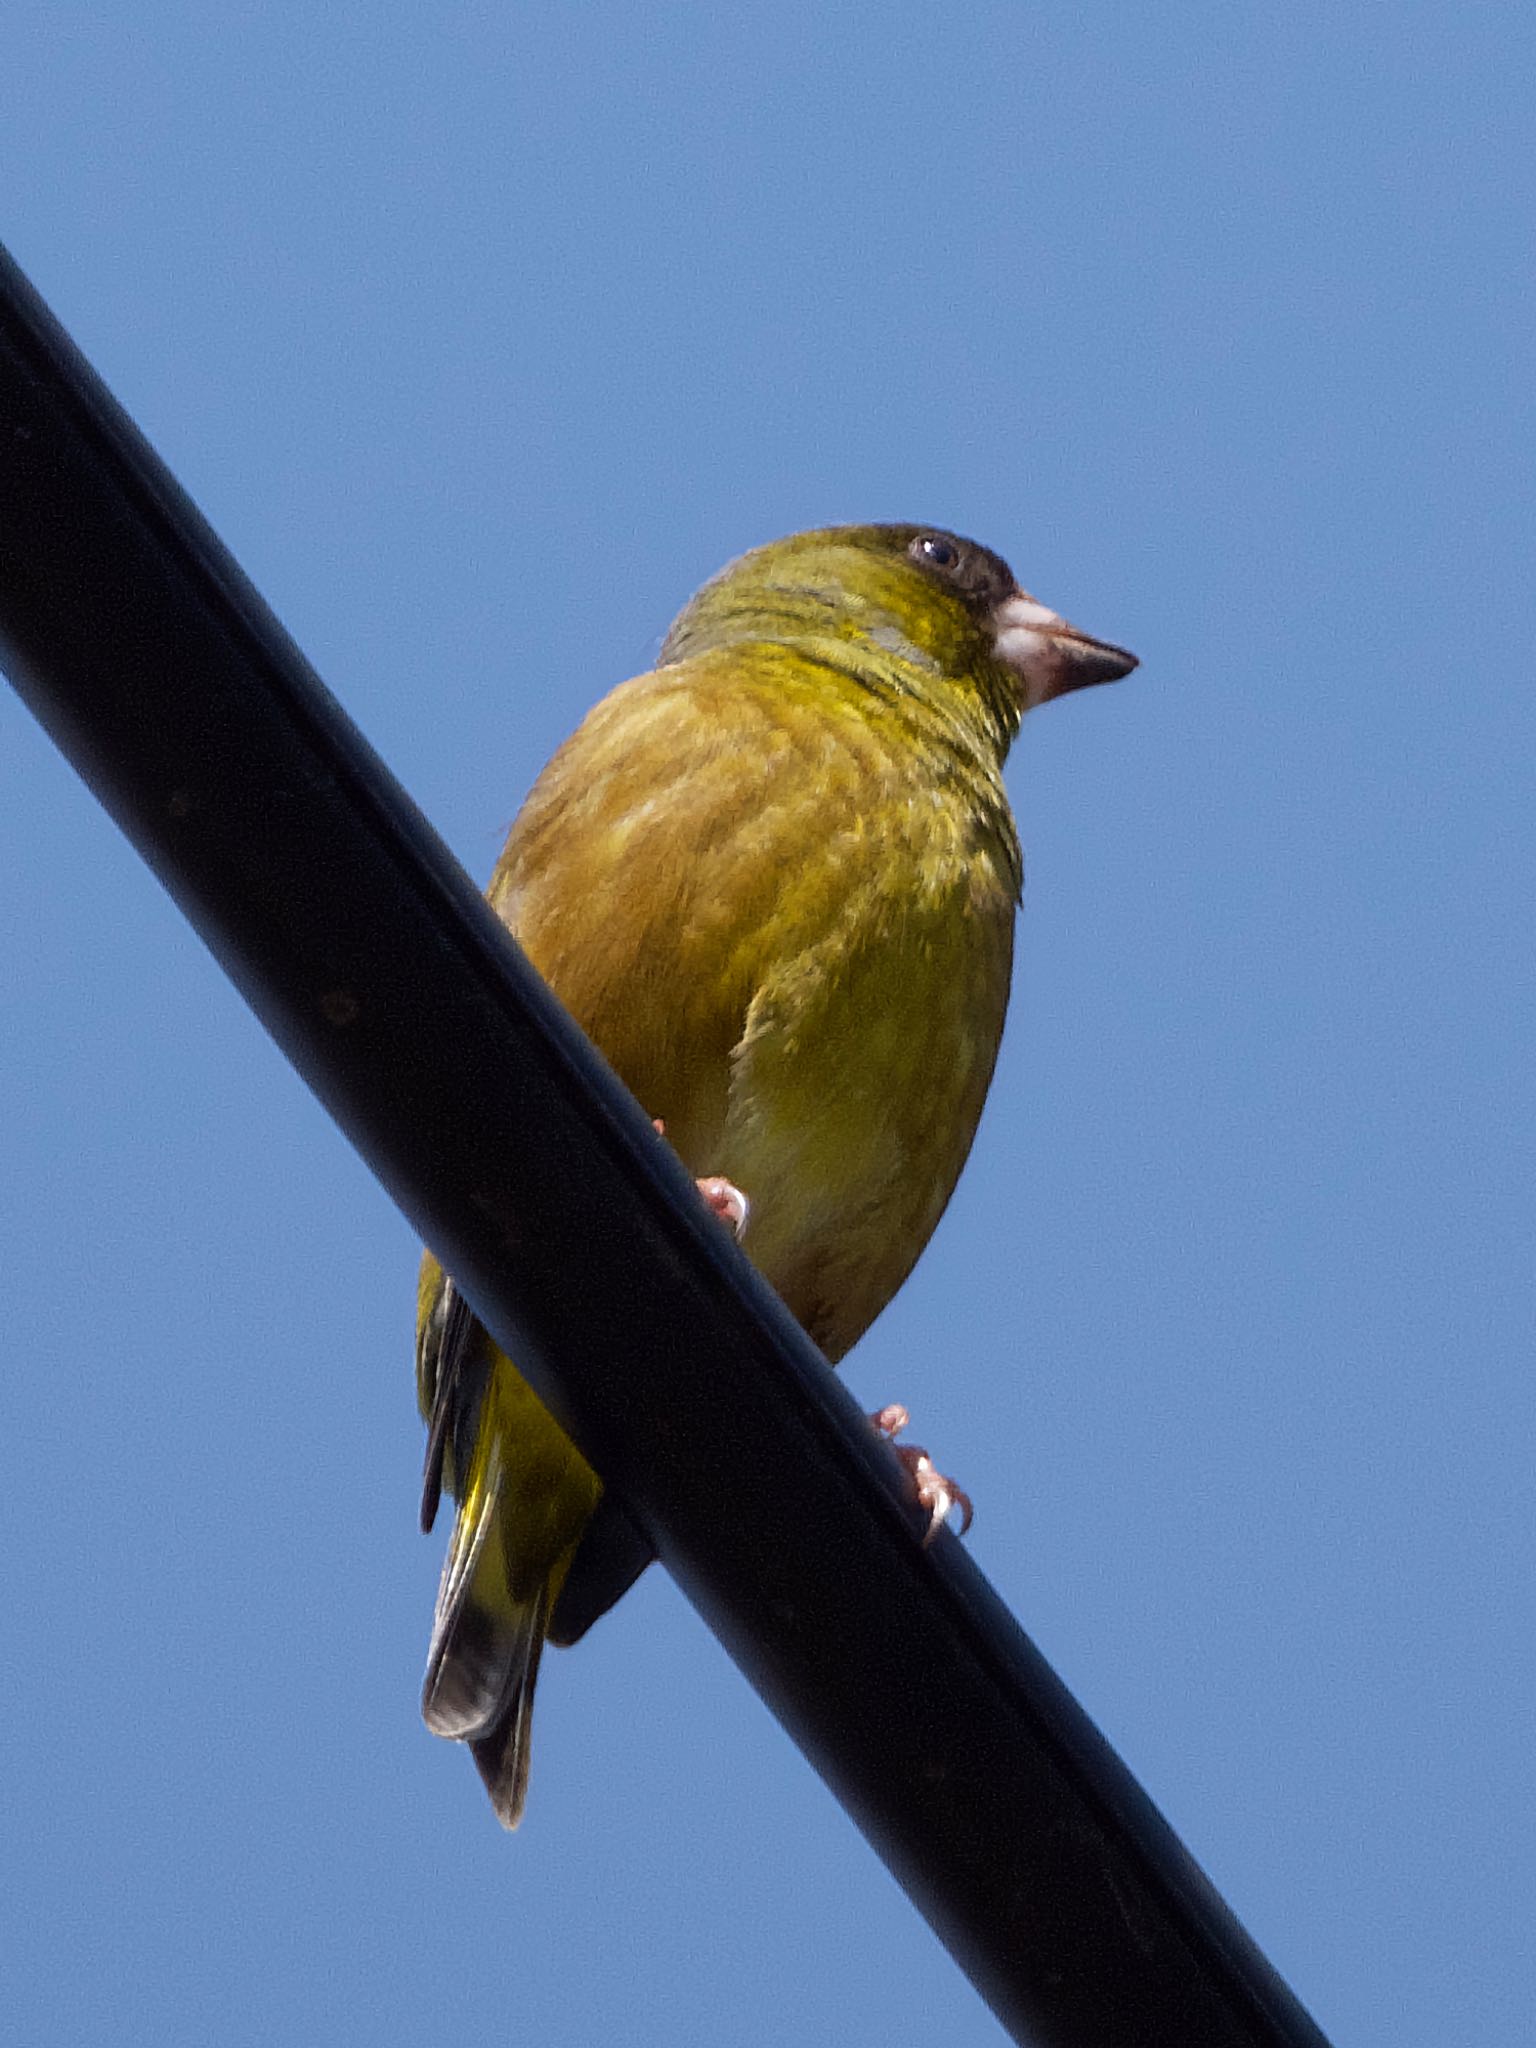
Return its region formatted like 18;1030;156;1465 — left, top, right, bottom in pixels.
416;523;1135;1826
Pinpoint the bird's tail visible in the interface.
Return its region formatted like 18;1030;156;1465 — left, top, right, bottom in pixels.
420;1426;550;1830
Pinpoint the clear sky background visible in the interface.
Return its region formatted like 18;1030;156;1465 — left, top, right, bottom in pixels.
1;7;1530;2044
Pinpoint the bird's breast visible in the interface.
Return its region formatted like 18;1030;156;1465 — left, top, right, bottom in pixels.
495;656;1019;1359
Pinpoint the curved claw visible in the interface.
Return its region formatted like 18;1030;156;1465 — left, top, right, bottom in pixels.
870;1403;973;1545
651;1119;750;1242
695;1175;750;1240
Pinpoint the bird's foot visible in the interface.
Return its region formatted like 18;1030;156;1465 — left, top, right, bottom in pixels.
695;1176;750;1239
652;1119;750;1241
870;1403;973;1545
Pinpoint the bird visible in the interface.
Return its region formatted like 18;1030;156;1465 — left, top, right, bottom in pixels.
415;523;1135;1827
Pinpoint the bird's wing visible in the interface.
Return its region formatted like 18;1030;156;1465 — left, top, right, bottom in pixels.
417;1266;488;1534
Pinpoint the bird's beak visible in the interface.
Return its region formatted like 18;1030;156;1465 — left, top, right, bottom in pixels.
991;590;1138;711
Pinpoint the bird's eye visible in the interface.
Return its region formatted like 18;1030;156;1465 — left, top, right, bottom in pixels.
911;533;963;573
907;529;1017;604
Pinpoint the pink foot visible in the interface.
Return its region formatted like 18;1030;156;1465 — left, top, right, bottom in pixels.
870;1403;973;1545
653;1119;750;1241
695;1175;750;1239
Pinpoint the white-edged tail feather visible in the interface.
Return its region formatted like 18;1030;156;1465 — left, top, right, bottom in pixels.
419;1437;548;1828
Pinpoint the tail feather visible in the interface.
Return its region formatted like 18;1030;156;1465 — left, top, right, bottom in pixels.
421;1434;508;1741
417;1300;603;1829
420;1433;549;1828
470;1593;550;1829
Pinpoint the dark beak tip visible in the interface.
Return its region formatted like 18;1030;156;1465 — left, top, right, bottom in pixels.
1070;639;1138;689
1037;634;1138;707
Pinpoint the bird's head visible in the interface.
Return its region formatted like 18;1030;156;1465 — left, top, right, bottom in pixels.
660;524;1136;750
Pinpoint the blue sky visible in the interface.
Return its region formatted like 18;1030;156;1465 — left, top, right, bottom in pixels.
1;6;1531;2043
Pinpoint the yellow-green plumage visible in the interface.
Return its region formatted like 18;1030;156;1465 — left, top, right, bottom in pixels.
416;524;1134;1825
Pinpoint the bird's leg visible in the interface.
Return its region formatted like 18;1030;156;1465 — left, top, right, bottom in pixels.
652;1119;750;1241
870;1403;973;1545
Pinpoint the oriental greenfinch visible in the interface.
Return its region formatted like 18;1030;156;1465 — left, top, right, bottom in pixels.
417;524;1135;1826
